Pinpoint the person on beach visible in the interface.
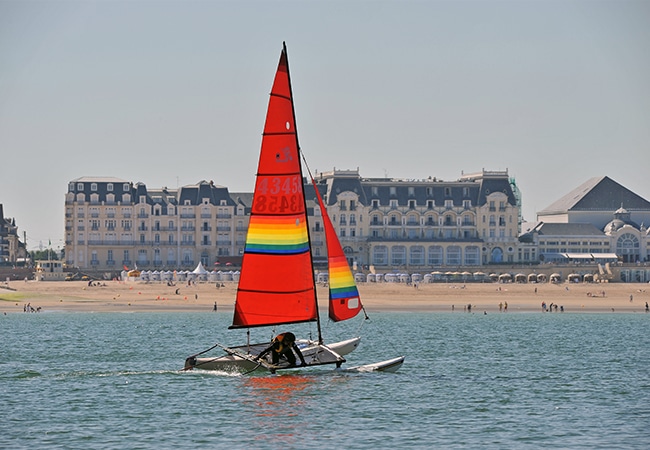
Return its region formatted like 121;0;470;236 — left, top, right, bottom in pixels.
255;332;306;367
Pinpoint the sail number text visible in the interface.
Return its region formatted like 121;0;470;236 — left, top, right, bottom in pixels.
254;176;302;213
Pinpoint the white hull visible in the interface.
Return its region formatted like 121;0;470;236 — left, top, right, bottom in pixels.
344;356;405;373
186;336;361;372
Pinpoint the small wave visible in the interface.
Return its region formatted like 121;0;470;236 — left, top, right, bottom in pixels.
13;369;42;379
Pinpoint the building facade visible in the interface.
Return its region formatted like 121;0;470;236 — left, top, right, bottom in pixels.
310;169;521;270
65;177;249;272
65;171;521;272
520;176;650;280
0;204;26;265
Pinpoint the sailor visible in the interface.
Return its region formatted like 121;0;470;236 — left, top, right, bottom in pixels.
255;332;306;367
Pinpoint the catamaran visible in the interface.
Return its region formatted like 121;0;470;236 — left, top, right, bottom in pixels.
183;43;404;374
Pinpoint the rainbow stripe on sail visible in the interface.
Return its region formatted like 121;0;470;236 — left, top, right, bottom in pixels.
245;215;309;254
329;255;359;300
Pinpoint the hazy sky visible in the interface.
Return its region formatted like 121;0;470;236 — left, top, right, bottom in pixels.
1;0;649;251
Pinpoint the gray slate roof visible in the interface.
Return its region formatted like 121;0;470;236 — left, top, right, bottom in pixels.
539;176;650;214
532;222;605;236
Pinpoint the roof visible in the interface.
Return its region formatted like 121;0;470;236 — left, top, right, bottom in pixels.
539;176;650;214
532;222;605;236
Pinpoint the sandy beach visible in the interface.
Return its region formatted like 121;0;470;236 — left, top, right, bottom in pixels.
1;279;649;314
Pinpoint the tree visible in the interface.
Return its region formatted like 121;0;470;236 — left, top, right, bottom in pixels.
30;250;58;261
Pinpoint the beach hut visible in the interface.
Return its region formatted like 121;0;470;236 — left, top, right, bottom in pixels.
399;273;411;283
489;273;499;282
498;273;512;283
527;273;538;283
232;271;240;282
354;273;365;283
550;273;562;283
366;273;376;283
567;273;581;283
423;273;432;283
515;273;527;283
411;273;422;283
537;273;548;283
316;272;328;284
583;273;594;283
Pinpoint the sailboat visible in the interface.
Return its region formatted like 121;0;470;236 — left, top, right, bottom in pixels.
183;43;404;374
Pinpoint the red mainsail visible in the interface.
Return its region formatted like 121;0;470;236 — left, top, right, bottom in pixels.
231;44;318;329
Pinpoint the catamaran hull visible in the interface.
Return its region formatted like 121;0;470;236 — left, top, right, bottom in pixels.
344;356;405;373
186;336;361;372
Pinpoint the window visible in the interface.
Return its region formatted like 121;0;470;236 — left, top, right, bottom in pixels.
372;246;388;265
465;246;479;265
91;183;97;191
428;246;443;265
123;183;130;191
107;183;113;191
391;246;406;266
77;183;84;190
410;246;424;265
446;246;461;265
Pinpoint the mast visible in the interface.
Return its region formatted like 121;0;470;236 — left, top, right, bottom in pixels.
283;42;323;344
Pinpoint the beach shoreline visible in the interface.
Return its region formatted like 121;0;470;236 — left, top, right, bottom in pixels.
1;279;649;314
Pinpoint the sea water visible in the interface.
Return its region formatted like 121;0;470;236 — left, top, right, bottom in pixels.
1;311;649;449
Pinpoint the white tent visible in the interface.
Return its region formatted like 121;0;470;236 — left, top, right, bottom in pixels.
192;262;208;275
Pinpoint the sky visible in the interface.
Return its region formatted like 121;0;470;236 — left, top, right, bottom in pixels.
1;0;649;251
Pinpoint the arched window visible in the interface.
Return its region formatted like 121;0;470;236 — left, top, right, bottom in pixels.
465;246;480;265
491;247;503;263
391;246;406;266
617;233;640;263
428;246;443;265
410;246;424;265
372;246;388;265
446;246;461;265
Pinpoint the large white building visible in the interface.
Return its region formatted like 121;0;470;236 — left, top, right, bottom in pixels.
64;173;650;281
65;170;522;273
520;176;650;281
